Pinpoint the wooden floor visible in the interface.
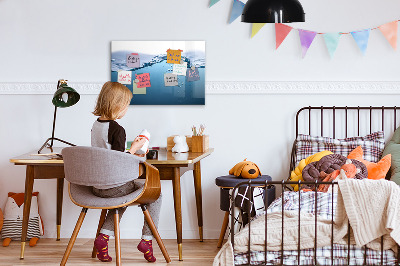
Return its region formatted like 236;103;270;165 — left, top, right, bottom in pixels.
0;239;221;265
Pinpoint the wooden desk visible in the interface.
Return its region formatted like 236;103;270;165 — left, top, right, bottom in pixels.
9;148;64;259
10;147;213;261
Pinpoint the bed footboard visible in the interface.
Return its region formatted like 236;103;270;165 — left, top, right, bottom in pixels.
230;180;400;266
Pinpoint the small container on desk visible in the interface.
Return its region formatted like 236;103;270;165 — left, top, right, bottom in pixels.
191;135;209;152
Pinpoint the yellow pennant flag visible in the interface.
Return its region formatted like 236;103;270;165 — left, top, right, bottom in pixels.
251;23;266;38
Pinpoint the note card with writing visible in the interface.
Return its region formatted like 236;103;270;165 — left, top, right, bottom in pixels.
118;71;132;84
132;82;146;94
136;73;151;88
186;67;200;82
126;53;140;68
173;62;187;76
164;73;179;87
112;41;205;105
167;49;183;64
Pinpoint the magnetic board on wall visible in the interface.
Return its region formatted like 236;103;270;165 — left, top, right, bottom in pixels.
111;41;205;105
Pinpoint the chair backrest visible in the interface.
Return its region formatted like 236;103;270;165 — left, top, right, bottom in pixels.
62;146;145;187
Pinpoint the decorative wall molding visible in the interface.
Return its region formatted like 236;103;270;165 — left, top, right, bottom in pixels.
1;81;400;95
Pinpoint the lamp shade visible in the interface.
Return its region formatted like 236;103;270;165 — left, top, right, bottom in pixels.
241;0;305;23
52;84;80;108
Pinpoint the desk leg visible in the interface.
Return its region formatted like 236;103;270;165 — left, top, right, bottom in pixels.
56;178;64;241
193;161;203;242
20;165;34;259
172;167;183;261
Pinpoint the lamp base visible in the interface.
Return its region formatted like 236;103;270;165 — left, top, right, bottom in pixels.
38;137;76;154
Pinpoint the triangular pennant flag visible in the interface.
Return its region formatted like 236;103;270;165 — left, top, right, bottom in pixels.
251;23;266;38
275;23;293;49
351;29;370;55
323;33;341;58
229;0;245;24
378;21;398;50
209;0;220;7
298;29;317;58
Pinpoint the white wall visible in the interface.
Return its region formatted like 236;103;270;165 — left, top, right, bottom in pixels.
1;0;400;240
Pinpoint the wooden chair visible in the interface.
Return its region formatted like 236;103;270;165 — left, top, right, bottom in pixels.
60;146;171;265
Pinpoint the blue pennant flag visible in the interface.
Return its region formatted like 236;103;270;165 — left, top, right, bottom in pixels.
323;33;341;58
209;0;221;7
351;29;371;55
229;0;245;23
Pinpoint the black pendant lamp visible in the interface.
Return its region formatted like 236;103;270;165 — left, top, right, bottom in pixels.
242;0;305;23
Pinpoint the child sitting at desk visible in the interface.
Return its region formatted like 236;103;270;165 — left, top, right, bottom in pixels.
91;81;162;263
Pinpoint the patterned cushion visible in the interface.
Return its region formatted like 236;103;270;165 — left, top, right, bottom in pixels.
295;131;385;166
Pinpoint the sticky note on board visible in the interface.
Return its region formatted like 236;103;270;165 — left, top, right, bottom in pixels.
186;67;200;82
173;62;187;76
118;71;132;84
136;73;151;88
164;73;178;86
126;53;140;68
166;49;183;64
132;82;146;94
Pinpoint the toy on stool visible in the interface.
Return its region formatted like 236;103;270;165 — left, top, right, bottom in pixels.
229;159;261;179
1;192;44;247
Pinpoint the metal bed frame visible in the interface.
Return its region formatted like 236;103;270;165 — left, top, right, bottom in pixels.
230;106;400;266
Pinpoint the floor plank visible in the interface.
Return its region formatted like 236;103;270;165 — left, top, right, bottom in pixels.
0;239;221;265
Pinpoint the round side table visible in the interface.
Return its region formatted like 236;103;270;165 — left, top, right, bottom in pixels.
215;175;275;248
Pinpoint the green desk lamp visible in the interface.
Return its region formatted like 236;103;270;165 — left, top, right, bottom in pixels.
38;79;80;154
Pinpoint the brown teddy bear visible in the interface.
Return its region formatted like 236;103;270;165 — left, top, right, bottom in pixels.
229;159;261;179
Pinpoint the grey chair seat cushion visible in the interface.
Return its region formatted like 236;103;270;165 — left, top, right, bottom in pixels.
70;180;145;208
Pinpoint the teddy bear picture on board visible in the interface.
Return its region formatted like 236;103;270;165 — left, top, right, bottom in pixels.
172;135;189;153
1;192;44;247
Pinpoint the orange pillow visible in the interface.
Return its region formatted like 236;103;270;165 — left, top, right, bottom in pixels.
347;146;391;180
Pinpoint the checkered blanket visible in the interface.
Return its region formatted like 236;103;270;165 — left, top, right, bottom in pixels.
234;191;397;265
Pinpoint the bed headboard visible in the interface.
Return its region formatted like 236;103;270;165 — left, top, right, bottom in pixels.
290;106;400;179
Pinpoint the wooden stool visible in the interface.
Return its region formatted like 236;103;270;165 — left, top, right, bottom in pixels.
215;175;275;248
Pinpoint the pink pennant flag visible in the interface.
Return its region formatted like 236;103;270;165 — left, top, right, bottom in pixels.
378;21;398;50
275;23;293;49
298;29;318;58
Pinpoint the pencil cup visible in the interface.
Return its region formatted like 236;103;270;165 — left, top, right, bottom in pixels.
191;135;209;153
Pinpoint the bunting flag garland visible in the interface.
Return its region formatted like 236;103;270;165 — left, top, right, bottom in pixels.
275;23;293;49
298;30;317;58
209;0;220;7
209;3;400;58
351;29;370;55
378;21;398;50
323;33;341;58
251;23;266;38
229;0;245;24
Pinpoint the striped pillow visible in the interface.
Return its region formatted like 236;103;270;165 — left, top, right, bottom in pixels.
294;131;385;166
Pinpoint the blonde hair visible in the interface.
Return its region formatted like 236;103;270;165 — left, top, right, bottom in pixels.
93;81;133;120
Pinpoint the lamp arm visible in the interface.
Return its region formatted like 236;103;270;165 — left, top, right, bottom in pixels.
50;105;57;148
50;79;61;148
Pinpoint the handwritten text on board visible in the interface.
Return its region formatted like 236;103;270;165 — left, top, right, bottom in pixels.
126;53;140;68
136;73;151;88
118;71;132;84
186;67;200;82
164;73;178;87
166;49;183;64
173;62;187;76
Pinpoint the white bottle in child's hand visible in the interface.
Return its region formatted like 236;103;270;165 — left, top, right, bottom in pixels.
135;129;150;154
